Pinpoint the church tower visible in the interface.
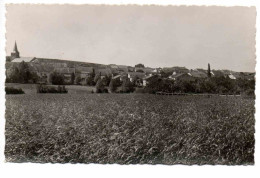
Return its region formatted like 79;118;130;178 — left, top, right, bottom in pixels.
11;41;20;60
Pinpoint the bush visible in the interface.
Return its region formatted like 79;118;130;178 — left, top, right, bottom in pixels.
36;84;67;94
50;72;65;85
5;87;24;94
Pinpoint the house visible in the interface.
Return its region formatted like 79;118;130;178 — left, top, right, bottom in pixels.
228;73;236;80
127;72;146;82
151;68;160;74
169;73;195;82
109;64;119;69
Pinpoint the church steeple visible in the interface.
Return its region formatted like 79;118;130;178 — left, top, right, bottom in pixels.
11;41;20;60
13;41;18;52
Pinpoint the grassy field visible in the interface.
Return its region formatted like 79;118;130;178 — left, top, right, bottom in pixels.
5;90;255;165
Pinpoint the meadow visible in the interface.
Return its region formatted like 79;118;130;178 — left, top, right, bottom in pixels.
5;93;255;165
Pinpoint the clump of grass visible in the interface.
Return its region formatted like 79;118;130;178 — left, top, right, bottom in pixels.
5;94;255;165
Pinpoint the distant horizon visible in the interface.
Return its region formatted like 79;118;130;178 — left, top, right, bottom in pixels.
6;5;256;72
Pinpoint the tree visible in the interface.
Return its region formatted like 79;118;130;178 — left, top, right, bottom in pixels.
86;68;96;86
6;67;20;83
136;69;144;73
50;72;64;85
71;72;75;84
18;61;31;83
160;70;172;78
135;63;145;68
95;79;105;93
94;72;101;84
207;63;211;78
103;75;112;86
75;76;81;85
144;75;162;93
6;61;39;83
121;78;134;93
109;79;117;93
30;72;39;83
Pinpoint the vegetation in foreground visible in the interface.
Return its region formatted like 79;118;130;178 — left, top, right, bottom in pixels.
5;94;255;165
5;87;24;95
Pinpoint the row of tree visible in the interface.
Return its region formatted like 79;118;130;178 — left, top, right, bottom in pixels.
144;75;255;96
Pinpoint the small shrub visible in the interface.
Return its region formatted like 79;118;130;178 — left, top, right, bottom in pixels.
5;87;24;94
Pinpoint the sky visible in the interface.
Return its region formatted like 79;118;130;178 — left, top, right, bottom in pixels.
5;5;256;72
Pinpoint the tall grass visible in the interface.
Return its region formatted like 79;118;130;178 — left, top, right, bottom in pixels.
5;94;255;164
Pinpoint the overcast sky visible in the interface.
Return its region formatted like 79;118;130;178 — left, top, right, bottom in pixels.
6;5;256;72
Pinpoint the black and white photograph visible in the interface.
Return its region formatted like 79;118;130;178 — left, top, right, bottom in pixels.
1;1;257;171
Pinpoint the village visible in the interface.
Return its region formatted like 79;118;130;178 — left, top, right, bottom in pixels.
6;42;255;94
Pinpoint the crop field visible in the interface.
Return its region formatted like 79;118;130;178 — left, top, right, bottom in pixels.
5;93;255;165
